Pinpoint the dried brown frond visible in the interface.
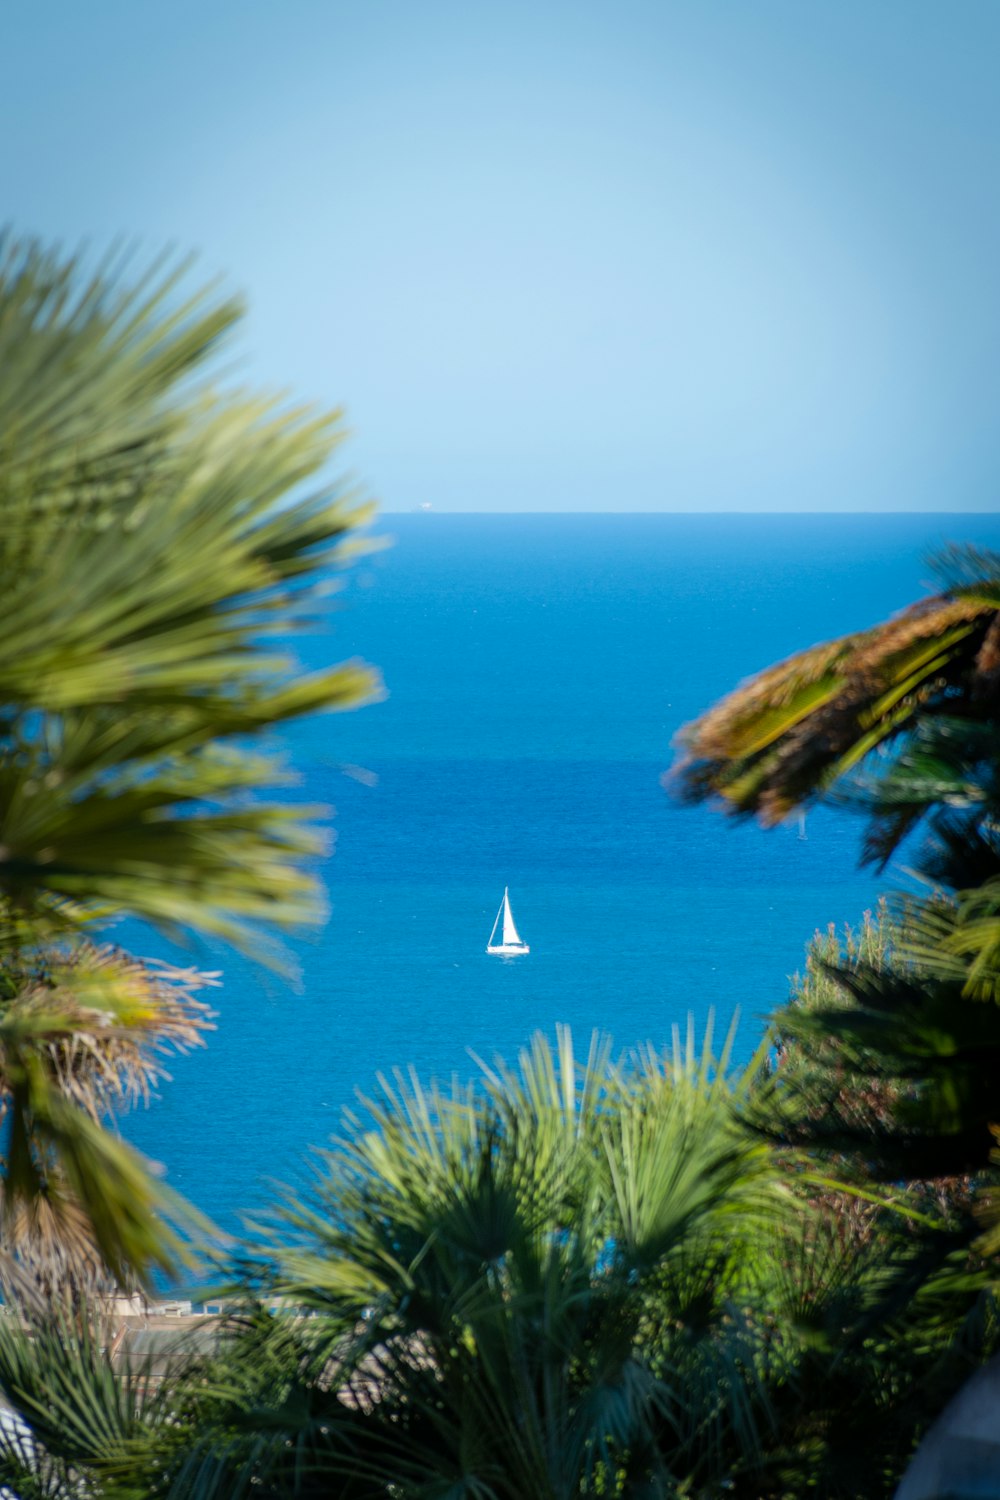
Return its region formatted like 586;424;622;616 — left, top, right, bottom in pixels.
974;613;1000;682
0;1188;111;1314
848;596;989;674
685;598;989;761
677;635;855;757
0;943;217;1296
0;942;216;1128
673;567;1000;822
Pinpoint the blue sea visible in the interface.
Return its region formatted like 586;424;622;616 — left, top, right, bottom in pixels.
125;513;1000;1242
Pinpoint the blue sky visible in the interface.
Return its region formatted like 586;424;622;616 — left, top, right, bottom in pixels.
4;1;1000;512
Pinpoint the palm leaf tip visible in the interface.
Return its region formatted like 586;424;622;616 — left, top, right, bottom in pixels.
671;553;1000;837
0;237;385;955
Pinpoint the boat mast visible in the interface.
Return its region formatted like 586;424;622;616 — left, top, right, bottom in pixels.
488;894;505;949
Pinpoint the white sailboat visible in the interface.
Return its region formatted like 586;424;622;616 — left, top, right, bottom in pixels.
486;886;530;955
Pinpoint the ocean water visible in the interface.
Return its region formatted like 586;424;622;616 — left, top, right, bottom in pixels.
125;513;1000;1241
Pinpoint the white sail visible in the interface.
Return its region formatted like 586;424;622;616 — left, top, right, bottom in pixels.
501;889;523;946
487;886;529;953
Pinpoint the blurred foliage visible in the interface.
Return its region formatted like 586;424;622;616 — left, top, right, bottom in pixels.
0;235;380;1289
675;549;1000;1182
0;233;381;956
763;905;1000;1186
673;545;1000;850
672;552;1000;1489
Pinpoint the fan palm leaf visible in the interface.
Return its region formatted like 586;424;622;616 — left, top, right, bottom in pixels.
0;1027;982;1499
254;1023;790;1497
0;235;381;1286
0;235;381;955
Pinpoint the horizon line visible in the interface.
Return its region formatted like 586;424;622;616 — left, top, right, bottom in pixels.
376;509;999;517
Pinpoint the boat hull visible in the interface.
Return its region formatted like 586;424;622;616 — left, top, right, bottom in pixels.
486;943;530;955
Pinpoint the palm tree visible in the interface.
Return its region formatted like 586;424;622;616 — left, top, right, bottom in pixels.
0;1023;783;1497
674;546;1000;1192
0;234;380;1286
673;546;1000;991
0;234;380;950
160;1028;990;1498
252;1022;781;1497
0;1024;989;1498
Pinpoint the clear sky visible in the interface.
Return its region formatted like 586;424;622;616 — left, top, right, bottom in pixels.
4;1;1000;512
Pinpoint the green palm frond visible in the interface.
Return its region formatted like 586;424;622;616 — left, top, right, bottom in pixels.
0;1300;225;1500
757;904;1000;1270
672;549;1000;851
601;1022;781;1273
0;235;387;1305
0;236;235;524
255;1024;791;1496
767;964;1000;1179
8;1022;973;1498
0;235;382;958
